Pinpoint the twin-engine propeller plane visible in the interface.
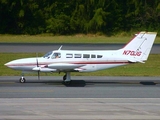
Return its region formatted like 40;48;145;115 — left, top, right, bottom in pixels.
5;32;157;84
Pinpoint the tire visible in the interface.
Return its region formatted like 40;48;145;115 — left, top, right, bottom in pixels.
63;75;66;81
19;78;26;83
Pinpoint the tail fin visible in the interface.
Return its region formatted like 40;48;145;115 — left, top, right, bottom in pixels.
119;31;157;62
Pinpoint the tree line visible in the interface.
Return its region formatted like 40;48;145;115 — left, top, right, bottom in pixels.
0;0;160;35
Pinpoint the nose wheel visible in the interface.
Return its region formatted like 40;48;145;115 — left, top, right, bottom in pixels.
19;77;26;83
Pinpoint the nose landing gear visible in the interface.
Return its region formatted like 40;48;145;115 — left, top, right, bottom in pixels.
19;77;26;83
19;73;26;83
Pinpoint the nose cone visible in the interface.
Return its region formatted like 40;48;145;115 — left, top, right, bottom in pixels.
4;61;15;68
4;59;26;69
4;62;8;66
4;62;10;67
5;58;29;67
4;58;38;70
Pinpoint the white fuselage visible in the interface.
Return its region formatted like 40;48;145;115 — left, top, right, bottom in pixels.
5;50;130;73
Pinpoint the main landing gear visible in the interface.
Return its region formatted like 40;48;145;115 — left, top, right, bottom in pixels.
63;72;71;85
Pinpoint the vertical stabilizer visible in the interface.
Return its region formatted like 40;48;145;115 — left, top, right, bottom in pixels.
119;32;157;62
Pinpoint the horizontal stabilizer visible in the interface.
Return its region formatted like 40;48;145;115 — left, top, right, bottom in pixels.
128;58;145;63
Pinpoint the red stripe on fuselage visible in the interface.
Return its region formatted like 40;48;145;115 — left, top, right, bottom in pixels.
6;61;130;67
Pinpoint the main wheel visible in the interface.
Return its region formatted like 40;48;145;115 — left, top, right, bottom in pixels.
19;77;26;83
64;81;71;85
63;75;66;81
63;80;72;85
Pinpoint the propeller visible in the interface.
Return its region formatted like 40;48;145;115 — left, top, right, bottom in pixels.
36;53;40;80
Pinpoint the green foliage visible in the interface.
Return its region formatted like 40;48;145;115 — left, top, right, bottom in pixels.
0;0;159;35
88;8;108;32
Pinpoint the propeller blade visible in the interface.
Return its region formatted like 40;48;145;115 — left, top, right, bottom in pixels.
36;53;39;67
36;53;40;80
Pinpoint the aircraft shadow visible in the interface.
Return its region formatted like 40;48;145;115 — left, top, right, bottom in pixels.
64;80;86;87
25;80;86;87
139;81;157;85
24;80;157;87
73;80;157;86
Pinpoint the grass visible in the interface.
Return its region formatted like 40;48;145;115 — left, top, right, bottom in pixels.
1;53;160;76
0;34;160;43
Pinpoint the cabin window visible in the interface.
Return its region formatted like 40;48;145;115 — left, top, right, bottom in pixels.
91;54;96;58
97;55;102;58
83;54;90;58
51;53;61;59
66;54;73;58
74;54;81;58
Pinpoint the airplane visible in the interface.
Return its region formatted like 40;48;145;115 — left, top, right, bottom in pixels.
5;31;157;84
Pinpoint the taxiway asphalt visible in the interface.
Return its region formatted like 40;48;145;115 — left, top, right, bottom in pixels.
0;76;160;119
0;43;160;53
0;76;160;98
1;98;160;119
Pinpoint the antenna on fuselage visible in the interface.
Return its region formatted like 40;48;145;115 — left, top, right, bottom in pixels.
58;45;63;50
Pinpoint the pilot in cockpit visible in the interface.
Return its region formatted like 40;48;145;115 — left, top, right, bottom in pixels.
54;53;59;58
52;53;61;59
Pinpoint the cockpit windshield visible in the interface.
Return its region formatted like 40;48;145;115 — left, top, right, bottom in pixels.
43;51;52;58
